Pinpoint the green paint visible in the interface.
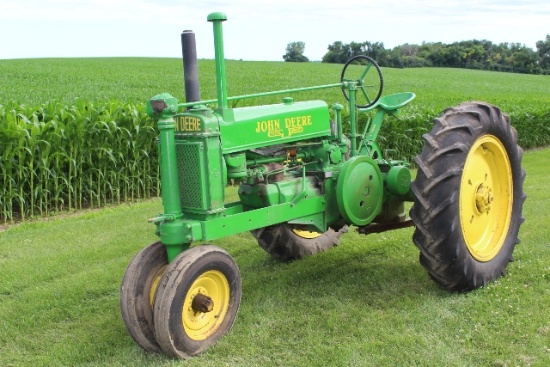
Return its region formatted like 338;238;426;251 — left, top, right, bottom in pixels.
220;100;332;154
208;12;229;112
148;12;416;262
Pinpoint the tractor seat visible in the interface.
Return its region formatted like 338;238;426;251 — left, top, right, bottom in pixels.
359;92;416;113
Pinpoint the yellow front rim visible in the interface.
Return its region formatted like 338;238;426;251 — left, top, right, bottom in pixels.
459;135;513;262
182;270;230;341
149;265;167;307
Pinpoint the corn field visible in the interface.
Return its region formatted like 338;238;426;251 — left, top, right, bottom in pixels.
3;100;546;224
2;58;549;224
0;100;158;223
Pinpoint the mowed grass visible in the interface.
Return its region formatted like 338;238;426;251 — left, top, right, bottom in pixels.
1;57;549;365
1;148;549;367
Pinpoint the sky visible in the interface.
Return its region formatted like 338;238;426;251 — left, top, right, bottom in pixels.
0;0;549;61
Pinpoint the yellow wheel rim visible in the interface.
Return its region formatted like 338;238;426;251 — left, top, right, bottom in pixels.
459;135;513;262
292;228;322;239
182;270;230;341
149;265;167;307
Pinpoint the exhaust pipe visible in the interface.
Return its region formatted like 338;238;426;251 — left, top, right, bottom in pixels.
181;30;201;104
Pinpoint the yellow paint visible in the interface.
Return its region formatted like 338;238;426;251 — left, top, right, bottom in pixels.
292;228;322;239
459;135;512;262
182;270;230;341
255;119;281;132
268;130;285;138
254;115;313;138
175;115;202;132
149;265;168;307
284;115;312;129
287;127;304;136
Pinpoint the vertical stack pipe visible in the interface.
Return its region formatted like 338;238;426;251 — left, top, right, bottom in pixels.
181;30;201;104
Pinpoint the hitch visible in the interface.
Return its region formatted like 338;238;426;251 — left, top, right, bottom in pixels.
357;219;414;235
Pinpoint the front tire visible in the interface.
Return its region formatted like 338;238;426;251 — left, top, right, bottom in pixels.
153;245;242;359
410;102;526;291
120;242;167;352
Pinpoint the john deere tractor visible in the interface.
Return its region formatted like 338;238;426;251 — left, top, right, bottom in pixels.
119;12;526;359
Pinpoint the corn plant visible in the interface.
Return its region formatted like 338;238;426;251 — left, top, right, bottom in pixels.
1;59;549;223
0;101;159;223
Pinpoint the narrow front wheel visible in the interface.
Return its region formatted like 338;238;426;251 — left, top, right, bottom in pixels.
120;242;167;352
153;245;242;359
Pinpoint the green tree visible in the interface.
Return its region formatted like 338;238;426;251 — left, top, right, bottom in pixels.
283;41;309;62
321;37;545;74
363;41;388;65
322;40;389;65
390;43;431;68
322;41;348;63
508;43;541;74
536;34;550;70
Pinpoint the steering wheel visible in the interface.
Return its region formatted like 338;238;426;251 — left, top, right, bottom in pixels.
340;55;383;108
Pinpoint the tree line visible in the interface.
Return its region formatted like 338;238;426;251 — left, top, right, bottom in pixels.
283;35;550;74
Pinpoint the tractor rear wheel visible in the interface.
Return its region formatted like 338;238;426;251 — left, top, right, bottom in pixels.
153;245;242;359
410;102;526;292
251;223;347;261
120;241;167;352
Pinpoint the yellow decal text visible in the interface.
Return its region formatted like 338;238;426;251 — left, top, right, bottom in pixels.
255;119;281;132
255;119;284;137
284;115;312;129
284;115;312;137
176;116;201;132
254;115;313;138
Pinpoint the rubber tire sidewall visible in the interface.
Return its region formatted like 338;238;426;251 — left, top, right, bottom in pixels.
153;245;242;359
410;102;525;291
251;223;345;261
120;241;166;352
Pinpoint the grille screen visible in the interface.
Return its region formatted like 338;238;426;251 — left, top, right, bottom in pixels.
175;142;204;209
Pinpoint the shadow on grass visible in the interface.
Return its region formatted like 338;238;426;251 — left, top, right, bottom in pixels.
236;230;453;314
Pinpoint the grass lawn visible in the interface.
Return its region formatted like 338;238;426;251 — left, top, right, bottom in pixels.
1;147;549;367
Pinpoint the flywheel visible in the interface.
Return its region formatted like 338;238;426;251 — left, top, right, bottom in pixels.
336;155;383;226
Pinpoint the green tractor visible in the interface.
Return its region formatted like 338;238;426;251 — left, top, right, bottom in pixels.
119;12;526;359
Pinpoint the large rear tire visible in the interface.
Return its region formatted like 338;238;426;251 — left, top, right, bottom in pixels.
410;102;526;292
251;223;347;261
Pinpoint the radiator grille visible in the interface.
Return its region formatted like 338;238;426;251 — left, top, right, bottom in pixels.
175;142;204;209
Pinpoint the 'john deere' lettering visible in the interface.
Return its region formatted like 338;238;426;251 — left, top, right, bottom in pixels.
255;119;281;133
176;116;202;132
254;115;313;138
284;115;312;129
